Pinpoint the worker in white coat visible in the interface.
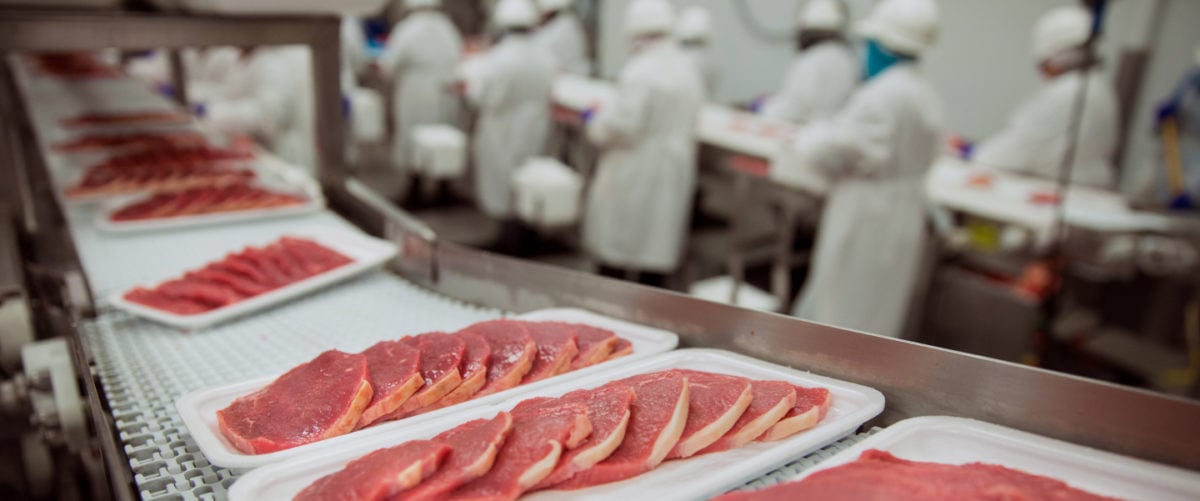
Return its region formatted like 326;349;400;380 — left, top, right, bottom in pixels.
973;5;1118;190
469;0;556;254
774;0;944;338
534;0;588;75
203;46;316;172
675;6;719;98
760;0;859;124
379;0;464;169
583;0;704;286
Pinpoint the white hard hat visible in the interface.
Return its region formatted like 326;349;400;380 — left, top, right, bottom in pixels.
625;0;675;38
799;0;847;32
537;0;571;13
675;6;712;41
1032;5;1093;63
495;0;539;29
857;0;940;56
404;0;440;9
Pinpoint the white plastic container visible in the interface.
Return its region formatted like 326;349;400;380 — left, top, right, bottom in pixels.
109;226;397;330
347;87;385;143
178;0;388;16
176;308;679;470
780;416;1200;500
512;157;583;228
411;124;466;180
227;349;885;500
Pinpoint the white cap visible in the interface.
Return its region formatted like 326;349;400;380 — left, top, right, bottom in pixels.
495;0;539;29
857;0;940;56
1032;5;1093;63
675;6;712;41
625;0;675;38
405;0;440;9
799;0;847;32
537;0;571;13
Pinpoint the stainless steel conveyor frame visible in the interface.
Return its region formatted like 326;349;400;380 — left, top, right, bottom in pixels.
1;8;1198;501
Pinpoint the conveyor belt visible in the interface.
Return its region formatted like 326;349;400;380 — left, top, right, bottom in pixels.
730;428;881;494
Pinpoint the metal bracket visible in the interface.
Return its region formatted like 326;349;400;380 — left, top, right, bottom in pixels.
344;177;440;284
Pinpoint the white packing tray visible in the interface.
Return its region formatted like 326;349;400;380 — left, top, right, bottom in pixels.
178;0;388;16
93;184;324;235
54;155;261;206
109;226;397;330
176;308;679;470
779;416;1200;500
227;348;884;500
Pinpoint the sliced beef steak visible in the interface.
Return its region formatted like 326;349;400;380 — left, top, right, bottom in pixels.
563;323;619;370
758;386;832;442
294;440;449;501
357;340;424;428
549;371;689;490
393;413;514;501
424;331;492;412
217;350;372;454
388;333;466;419
607;338;633;360
464;320;537;397
699;380;796;455
529;385;637;490
520;322;579;384
667;370;754;459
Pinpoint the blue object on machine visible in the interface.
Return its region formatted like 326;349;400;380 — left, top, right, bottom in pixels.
155;82;175;99
581;107;597;124
342;94;351;118
191;102;206;118
864;39;905;81
749;95;768;113
1169;193;1195;211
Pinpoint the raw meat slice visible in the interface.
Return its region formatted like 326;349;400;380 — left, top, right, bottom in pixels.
280;236;354;271
667;370;754;459
217;350;372;454
713;450;1123;501
236;247;292;287
213;254;274;286
184;269;270;297
357;341;424;428
464;320;537;397
565;323;619;370
509;398;593;450
157;279;245;308
608;338;634;360
699;380;796;455
424;332;491;412
549;371;690;490
520;323;579;384
530;385;637;490
295;440;449;501
757;386;832;441
448;402;591;501
123;288;212;315
393;413;514;501
386;333;466;419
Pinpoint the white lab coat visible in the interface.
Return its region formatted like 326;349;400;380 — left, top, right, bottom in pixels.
380;10;464;168
205;47;316;172
468;34;556;219
681;43;719;99
535;12;588;75
583;39;704;272
341;16;370;91
974;69;1118;189
779;64;944;338
762;40;860;124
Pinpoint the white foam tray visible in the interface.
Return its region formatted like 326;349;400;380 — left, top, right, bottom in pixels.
93;184;324;235
179;0;387;16
782;416;1200;500
109;226;396;331
177;308;679;470
227;348;884;500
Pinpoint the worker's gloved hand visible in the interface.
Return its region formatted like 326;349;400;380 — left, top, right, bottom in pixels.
749;95;768;113
191;102;206;118
581;106;598;124
342;94;351;119
947;135;974;160
1156;101;1179;130
155;82;175;99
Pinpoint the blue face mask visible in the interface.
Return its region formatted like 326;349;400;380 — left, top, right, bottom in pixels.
864;39;904;80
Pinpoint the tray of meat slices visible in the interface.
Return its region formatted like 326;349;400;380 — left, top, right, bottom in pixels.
56;109;195;131
719;416;1200;501
92;181;323;234
109;226;397;330
177;309;680;470
54;144;261;204
226;348;884;500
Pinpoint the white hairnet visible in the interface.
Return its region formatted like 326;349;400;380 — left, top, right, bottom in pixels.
495;0;539;29
625;0;674;38
857;0;940;56
675;6;712;41
1032;5;1093;63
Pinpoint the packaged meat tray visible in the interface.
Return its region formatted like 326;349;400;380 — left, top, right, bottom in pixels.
109;227;397;330
176;308;680;470
57;145;258;203
93;183;323;234
225;348;884;499
744;416;1200;501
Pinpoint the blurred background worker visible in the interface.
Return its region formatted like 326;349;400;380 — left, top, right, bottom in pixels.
775;0;944;338
582;0;704;287
468;0;556;254
534;0;588;75
379;0;463;171
760;0;858;124
675;6;718;99
202;46;316;171
972;5;1119;190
